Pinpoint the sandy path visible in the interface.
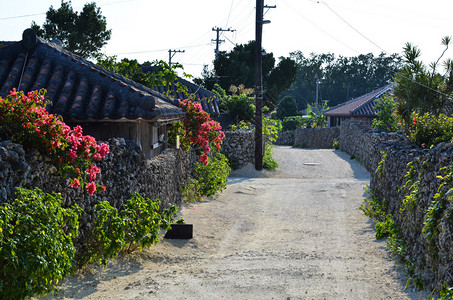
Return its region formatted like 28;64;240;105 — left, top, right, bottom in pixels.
43;147;428;299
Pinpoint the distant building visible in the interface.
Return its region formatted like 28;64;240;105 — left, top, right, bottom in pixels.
324;84;392;127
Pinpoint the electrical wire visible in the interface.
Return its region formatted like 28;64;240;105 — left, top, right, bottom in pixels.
320;0;386;53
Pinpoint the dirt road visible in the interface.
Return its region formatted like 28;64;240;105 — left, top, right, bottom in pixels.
45;147;428;299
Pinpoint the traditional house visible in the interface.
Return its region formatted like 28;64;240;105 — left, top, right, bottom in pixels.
142;65;220;116
324;84;392;127
0;29;185;158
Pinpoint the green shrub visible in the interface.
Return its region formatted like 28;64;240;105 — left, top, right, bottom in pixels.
408;112;453;148
82;194;181;266
0;188;81;299
221;94;255;124
82;201;125;267
372;95;398;132
263;143;278;171
194;150;231;197
332;140;340;150
282;116;303;131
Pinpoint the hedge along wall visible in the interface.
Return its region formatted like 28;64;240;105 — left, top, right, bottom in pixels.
0;137;197;246
339;121;453;291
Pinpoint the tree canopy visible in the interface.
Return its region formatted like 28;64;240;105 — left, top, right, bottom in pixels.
393;37;453;123
31;1;111;58
194;41;297;111
281;52;402;111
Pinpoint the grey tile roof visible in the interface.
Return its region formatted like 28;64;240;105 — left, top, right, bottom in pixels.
324;84;392;117
141;66;220;116
0;29;184;123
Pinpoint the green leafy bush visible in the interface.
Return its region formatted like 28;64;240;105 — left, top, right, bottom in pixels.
0;188;81;299
372;95;398;132
263;143;278;170
407;112;453;148
282;116;303;131
82;201;125;267
332;140;340;150
83;194;181;266
194;150;231;197
221;94;256;124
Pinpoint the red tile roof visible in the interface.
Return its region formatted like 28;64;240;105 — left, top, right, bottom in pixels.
324;84;392;117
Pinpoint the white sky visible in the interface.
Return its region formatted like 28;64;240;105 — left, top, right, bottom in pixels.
1;0;453;79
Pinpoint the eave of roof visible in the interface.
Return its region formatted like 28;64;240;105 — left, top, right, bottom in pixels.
324;84;392;117
0;29;184;123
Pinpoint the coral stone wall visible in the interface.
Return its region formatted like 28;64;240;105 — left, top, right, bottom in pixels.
221;130;255;169
276;127;340;149
0;138;197;243
339;121;453;291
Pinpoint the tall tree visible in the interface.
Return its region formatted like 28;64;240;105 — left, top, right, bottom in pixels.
393;37;453;123
282;52;401;110
195;41;297;110
31;1;111;58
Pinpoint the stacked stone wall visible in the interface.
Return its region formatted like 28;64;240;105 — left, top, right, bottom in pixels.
221;130;255;169
339;121;453;291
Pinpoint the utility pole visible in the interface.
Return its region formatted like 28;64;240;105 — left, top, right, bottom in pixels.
315;74;319;108
211;27;235;58
168;49;185;66
254;0;275;170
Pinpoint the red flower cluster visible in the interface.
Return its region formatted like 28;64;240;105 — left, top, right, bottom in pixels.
178;99;225;165
0;89;109;196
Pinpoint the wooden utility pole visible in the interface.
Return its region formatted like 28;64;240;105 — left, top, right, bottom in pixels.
168;49;185;66
254;0;274;170
212;27;235;57
255;0;264;170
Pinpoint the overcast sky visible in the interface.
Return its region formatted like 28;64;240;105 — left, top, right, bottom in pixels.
2;0;453;79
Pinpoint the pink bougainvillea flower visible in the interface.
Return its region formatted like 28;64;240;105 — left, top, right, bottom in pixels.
86;181;96;196
70;178;80;188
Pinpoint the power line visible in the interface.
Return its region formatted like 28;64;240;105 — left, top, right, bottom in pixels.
320;0;386;53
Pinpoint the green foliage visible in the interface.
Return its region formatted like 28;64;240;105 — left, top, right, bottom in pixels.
407;112;453;148
184;150;231;199
375;151;388;182
263;143;278;171
283;52;401;110
282;116;303;131
360;187;424;289
332;140;340;150
276;96;298;120
229;120;251;131
393;37;453;123
438;282;453;299
221;94;256;124
0;188;81;299
422;163;453;254
83;194;181;267
31;1;111;58
305;103;328;128
95;54;188;96
264;57;298;111
195;42;296;111
84;201;125;267
372;95;399;132
262;117;280;170
399;161;423;213
263;117;281;143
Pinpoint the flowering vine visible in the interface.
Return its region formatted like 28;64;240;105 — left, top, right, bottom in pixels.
177;99;225;165
0;89;109;195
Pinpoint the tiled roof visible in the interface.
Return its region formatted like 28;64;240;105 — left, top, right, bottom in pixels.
0;29;184;123
142;66;220;116
324;84;392;117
